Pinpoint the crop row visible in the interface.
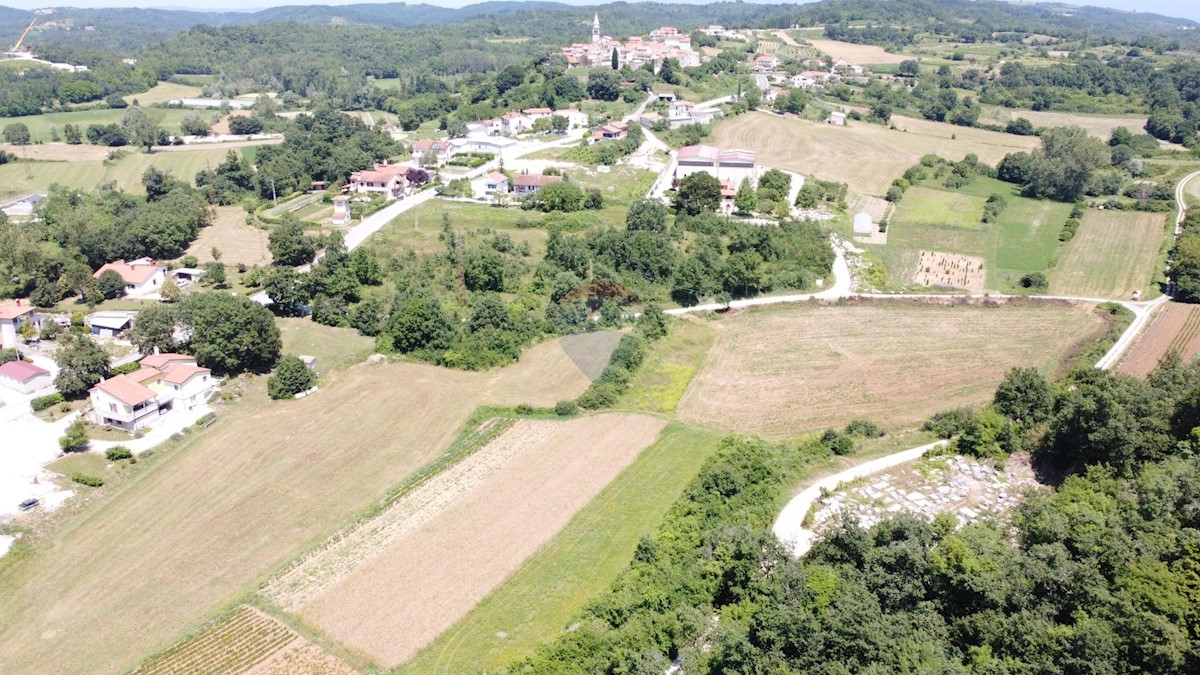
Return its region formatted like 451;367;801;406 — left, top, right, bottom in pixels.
134;606;296;675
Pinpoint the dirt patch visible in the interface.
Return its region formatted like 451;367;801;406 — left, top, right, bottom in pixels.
133;605;352;675
677;301;1106;439
559;330;624;380
294;414;667;667
912;251;986;292
1119;302;1200;378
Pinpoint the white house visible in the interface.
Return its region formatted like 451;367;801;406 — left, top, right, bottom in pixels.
410;139;452;166
0;360;52;394
554;108;589;129
347;164;409;200
513;174;563;195
754;54;780;72
828;111;847;126
484;172;509;194
500;111;532;136
89;353;216;430
160;363;216;411
93;258;165;297
0;301;36;349
449;136;519;157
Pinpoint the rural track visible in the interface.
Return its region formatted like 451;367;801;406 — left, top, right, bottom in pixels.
770;170;1200;557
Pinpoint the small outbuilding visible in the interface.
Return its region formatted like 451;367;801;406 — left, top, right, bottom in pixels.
853;212;874;236
0;360;52;394
828;111;847;126
87;311;136;338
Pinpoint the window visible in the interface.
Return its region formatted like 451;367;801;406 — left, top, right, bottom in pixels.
109;403;117;413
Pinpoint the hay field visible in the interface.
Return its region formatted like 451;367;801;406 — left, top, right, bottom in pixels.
398;423;723;675
124;81;203;105
714;112;1038;196
0;143;109;161
677;301;1107;439
804;38;909;64
1050;210;1166;299
1119;302;1200;378
977;106;1148;140
292;415;668;667
0;108;194;141
184;206;273;267
0;337;609;675
0;146;251;195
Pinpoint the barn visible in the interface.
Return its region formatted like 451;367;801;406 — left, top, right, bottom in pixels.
0;360;52;394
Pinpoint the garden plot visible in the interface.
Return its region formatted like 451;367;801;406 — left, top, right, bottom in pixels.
912;251;986;292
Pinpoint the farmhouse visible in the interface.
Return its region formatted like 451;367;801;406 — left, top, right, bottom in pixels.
513;174;563;195
675;144;759;187
0;301;36;349
0;360;52;394
93;258;165;297
592;121;629;141
411;139;452;166
347;163;408;200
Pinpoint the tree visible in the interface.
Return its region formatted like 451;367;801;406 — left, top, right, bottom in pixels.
97;269;126;299
142;166;185;201
176;292;281;374
228;116;264;135
1005;117;1036;136
611;47;620;70
122;107;161;152
734;178;758;214
63;123;82;145
264;266;308;316
993;367;1052;424
627;199;668;233
180;113;212;137
897;60;920;77
3;123;30;145
159;275;182;302
1024;126;1110;202
675;172;722;216
59;420;89;452
53;333;111;400
129;304;177;354
778;89;809;115
267;354;316;400
382;293;458;354
268;219;316;266
757;169;791;203
587;70;622;102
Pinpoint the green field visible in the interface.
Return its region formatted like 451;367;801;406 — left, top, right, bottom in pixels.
875;177;1069;290
617;319;715;414
0;108;196;142
394;423;724;675
1050;210;1168;299
0;145;262;195
278;317;375;373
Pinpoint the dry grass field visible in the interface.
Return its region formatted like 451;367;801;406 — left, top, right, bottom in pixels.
714;112;1038;197
977;106;1148;140
1119;303;1200;378
292;415;668;667
677;301;1108;439
0;142;109;161
124;81;204;105
804;38;910;64
184;206;273;267
1050;210;1166;299
0;337;609;675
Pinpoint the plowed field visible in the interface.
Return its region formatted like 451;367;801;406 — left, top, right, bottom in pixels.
1119;302;1200;378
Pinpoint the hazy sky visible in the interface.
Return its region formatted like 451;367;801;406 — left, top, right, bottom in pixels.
2;0;1198;23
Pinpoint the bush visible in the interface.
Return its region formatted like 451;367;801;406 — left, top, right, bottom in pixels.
31;392;64;412
71;473;105;487
923;407;977;438
821;428;855;455
1019;272;1048;291
515;403;534;415
59;420;89;451
105;446;133;461
267;354;317;400
554;400;579;416
111;362;141;376
845;419;886;438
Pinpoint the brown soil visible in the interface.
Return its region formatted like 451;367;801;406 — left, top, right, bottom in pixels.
1119;302;1200;378
912;251;986;292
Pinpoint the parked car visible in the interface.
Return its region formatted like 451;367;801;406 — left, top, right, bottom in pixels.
18;498;38;511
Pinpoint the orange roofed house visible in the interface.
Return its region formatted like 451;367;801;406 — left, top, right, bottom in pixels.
0;300;37;349
89;353;217;430
513;174;563;196
93;257;165;298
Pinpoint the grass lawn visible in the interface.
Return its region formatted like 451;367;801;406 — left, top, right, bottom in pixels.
617;318;715;414
394;422;724;675
277;318;375;373
370;200;551;258
46;452;109;478
1050;210;1168;299
183;205;272;267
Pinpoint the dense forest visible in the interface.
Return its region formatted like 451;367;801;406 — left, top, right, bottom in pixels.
509;357;1200;673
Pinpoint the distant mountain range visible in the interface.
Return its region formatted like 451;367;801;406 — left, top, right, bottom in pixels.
1;0;1197;53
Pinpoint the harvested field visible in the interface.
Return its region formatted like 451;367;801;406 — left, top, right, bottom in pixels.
714;112;1037;197
1050;210;1166;299
293;415;668;668
0;145;265;195
560;330;626;380
677;301;1108;439
125;81;204;106
184;206;272;266
804;38;910;64
912;251;986;292
977;106;1149;140
0;336;612;675
1118;303;1200;378
133;605;352;675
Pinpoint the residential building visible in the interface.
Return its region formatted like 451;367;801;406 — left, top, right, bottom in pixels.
513;174;563;195
0;301;36;349
140;352;196;371
562;15;702;71
754;54;780;72
500;111;532;136
93;258;165;297
465;120;494;137
411;139;452;166
667;100;718;129
87;311;136;338
522;107;554;121
592;121;629;140
639;111;664;128
700;25;728;37
484;172;509;194
675;144;759;188
449;136;519;157
347;163;409;200
0;360;52;394
555;108;590;129
89;352;216;430
763;87;786;103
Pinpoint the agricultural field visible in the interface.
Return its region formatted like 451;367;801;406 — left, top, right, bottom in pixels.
677;300;1109;439
287;414;668;668
0;336;615;675
617;319;716;414
397;423;723;675
124;81;203;106
977;106;1148;140
804;38;910;65
1186;175;1200;208
278;318;376;374
183;206;273;267
132;605;353;675
1050;210;1167;299
370;200;551;257
714;112;1038;197
0;107;195;142
1118;302;1200;378
0;144;264;195
875;177;1069;290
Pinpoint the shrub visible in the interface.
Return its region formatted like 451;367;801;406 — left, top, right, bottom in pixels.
31;392;64;412
1019;272;1048;291
845;419;886;438
59;420;89;451
267;354;317;400
111;362;141;376
71;473;105;487
923;407;977;438
105;446;133;461
515;404;534;415
821;428;855;455
554;400;579;416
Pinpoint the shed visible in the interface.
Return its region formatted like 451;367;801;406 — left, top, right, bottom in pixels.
829;111;847;126
171;267;205;283
853;212;874;236
0;360;52;394
87;311;136;337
